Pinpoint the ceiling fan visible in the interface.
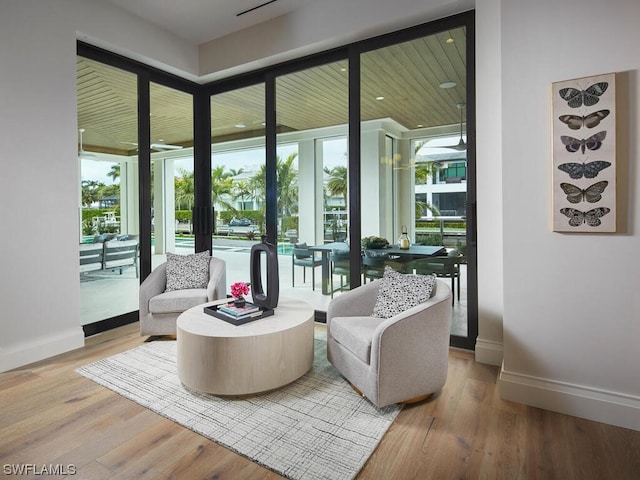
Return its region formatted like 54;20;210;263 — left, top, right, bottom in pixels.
121;141;184;152
419;102;467;152
449;102;467;151
78;128;96;159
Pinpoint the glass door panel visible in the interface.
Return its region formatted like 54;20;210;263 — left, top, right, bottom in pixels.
359;27;470;337
150;82;194;268
275;60;349;310
211;85;265;289
77;56;139;325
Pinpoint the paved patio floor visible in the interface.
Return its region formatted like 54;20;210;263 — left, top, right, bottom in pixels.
80;241;468;337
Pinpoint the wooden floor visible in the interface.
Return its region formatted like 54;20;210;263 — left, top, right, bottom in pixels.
1;323;638;480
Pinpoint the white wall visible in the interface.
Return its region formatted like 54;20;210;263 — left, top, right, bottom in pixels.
0;0;198;372
71;0;199;79
497;0;640;430
474;0;504;365
199;0;475;80
0;0;84;371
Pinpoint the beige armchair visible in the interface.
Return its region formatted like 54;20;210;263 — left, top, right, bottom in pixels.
139;256;226;336
327;278;452;408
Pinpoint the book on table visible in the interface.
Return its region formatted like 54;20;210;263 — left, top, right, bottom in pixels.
204;301;274;325
217;302;260;317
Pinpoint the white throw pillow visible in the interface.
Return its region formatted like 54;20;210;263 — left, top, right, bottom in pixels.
165;251;211;291
372;266;436;318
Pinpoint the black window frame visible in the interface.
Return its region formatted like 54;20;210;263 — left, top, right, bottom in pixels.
77;9;477;349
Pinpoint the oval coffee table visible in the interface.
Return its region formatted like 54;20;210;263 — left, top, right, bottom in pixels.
176;296;314;395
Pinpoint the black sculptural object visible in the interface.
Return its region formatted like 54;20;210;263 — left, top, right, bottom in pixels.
250;235;279;309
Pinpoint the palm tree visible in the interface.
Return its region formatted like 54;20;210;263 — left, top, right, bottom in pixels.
211;165;236;213
228;167;245;177
324;166;348;207
81;180;104;207
107;164;120;182
277;153;298;217
249;153;299;232
174;168;194;211
234;180;253;210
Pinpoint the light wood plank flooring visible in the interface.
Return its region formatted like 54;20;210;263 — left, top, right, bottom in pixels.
1;323;638;479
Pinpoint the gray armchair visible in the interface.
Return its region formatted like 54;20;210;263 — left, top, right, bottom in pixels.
327;278;452;407
139;256;226;336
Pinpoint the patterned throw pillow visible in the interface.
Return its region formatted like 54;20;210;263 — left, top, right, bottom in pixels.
165;251;211;291
372;266;436;318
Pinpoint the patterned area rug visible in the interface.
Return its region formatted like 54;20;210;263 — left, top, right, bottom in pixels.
76;333;401;480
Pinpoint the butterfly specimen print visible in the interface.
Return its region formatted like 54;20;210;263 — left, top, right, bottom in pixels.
558;109;610;130
559;82;608;108
560;131;606;154
557;161;611;179
553;74;616;232
560;181;608;203
559;207;610;227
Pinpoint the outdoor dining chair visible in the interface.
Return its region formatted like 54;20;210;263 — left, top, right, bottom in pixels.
330;250;352;298
292;242;322;290
362;251;404;283
409;253;464;304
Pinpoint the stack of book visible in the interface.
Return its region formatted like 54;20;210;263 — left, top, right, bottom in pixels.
217;302;260;319
204;300;274;325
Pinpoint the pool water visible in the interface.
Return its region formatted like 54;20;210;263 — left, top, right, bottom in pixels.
83;235;294;255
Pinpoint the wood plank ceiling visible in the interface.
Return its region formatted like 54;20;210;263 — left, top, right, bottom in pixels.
77;27;466;156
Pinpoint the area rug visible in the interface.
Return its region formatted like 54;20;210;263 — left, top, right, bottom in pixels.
76;333;401;480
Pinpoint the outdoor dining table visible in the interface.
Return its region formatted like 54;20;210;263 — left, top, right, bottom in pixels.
308;242;447;295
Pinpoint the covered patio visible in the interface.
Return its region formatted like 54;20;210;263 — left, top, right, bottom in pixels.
80;239;468;337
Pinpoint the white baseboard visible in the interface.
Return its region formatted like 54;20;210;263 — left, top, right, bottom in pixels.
500;369;640;432
0;328;84;373
475;337;503;366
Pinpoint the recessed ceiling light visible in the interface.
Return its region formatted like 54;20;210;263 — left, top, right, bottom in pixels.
376;96;385;101
446;37;455;44
417;124;424;128
235;123;246;128
439;82;457;89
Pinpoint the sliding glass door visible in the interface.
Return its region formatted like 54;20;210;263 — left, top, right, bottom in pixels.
76;11;475;347
210;84;266;288
275;60;349;310
77;56;140;325
150;82;194;266
358;26;472;337
77;49;197;332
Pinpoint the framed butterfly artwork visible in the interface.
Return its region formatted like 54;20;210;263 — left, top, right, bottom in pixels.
552;73;616;232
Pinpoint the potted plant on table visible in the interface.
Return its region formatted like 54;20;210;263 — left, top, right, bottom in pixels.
230;281;250;307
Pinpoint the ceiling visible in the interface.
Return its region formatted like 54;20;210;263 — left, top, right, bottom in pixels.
102;0;314;45
78;22;467;156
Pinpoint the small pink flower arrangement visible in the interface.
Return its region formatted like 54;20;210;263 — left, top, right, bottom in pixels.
230;281;250;299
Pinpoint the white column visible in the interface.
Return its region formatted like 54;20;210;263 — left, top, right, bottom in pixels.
297;139;316;245
361;129;396;241
164;158;176;252
395;137;414;241
120;157;139;236
152;158;176;253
